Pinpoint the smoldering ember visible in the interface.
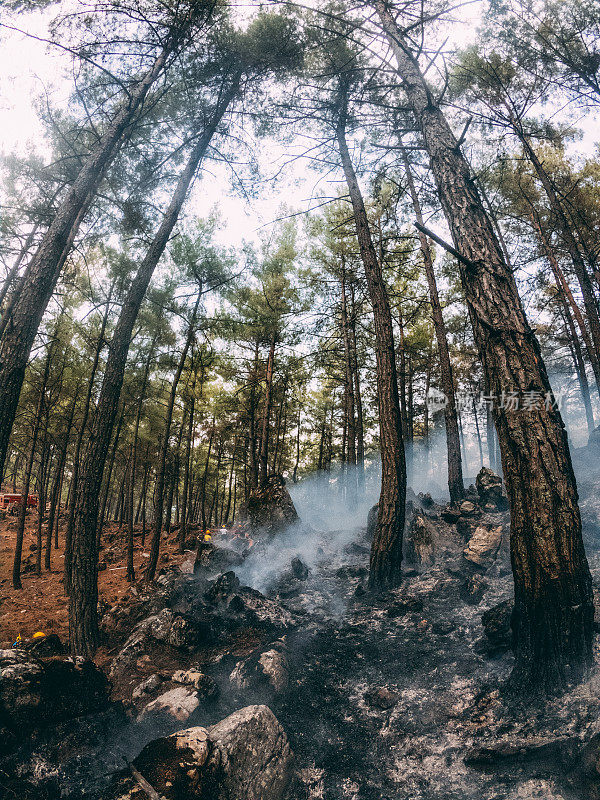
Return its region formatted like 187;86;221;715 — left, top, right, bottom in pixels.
2;3;600;800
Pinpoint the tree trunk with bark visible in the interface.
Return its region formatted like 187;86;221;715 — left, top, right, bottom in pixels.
402;150;465;501
69;79;237;656
0;11;211;481
336;79;406;591
375;0;593;693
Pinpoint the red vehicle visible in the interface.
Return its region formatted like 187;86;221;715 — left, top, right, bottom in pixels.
0;493;38;512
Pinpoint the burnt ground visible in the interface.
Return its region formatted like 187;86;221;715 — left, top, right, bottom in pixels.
4;468;600;800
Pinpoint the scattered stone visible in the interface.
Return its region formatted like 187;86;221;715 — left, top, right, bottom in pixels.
291;556;309;581
441;505;461;524
481;599;514;652
206;571;241;603
463;525;503;568
132;673;163;699
364;686;400;710
0;650;109;735
476;467;508;509
206;546;245;572
459;500;478;517
230;640;289;694
140;686;200;722
461;574;488;605
386;596;424;617
172;669;219;698
110;609;211;678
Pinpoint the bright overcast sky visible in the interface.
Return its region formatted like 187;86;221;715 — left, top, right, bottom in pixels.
0;2;486;247
1;0;596;251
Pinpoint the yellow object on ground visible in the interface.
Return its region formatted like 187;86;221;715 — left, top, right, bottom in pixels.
32;631;46;639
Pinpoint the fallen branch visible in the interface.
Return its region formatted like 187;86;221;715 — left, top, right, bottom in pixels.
129;763;165;800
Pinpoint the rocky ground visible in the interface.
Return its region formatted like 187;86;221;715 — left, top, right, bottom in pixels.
2;464;600;800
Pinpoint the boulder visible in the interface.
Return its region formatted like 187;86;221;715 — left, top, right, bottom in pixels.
441;505;461;524
481;599;514;652
239;475;299;537
475;467;508;509
206;546;245;573
172;669;219;698
109;609;210;678
460;574;488;605
0;650;109;737
404;514;435;567
230;640;289;694
291;556;309;581
463;525;503;568
114;706;293;799
459;500;479;517
208;705;293;800
140;687;200;722
132;673;164;700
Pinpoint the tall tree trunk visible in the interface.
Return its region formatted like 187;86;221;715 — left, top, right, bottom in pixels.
336;80;406;590
35;433;50;576
292;407;301;483
349;282;366;491
402;150;464;501
178;389;196;553
127;334;158;581
518;130;600;391
64;288;113;592
249;340;260;490
147;294;201;580
340;256;357;493
560;303;595;434
531;211;600;397
375;0;593;693
259;332;277;487
200;422;215;532
44;392;77;570
12;346;50;589
69;78;237;656
0;16;209;480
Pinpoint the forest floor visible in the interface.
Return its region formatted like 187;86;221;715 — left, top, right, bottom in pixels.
0;516;189;646
4;462;600;799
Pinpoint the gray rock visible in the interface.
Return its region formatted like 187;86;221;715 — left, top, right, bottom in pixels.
132;673;164;699
481;599;514;652
208;705;293;800
230;640;289;694
461;574;488;605
463;524;503;568
172;668;219;698
0;650;109;735
110;609;208;678
476;467;508;509
139;686;200;722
